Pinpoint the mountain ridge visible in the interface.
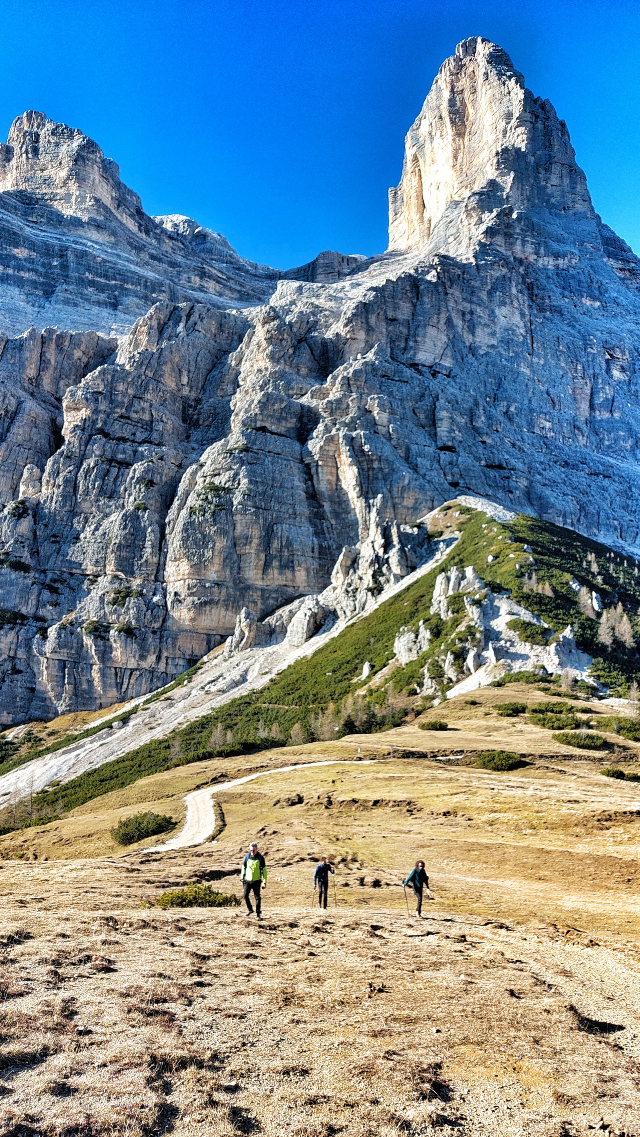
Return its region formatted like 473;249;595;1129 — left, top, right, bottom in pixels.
2;36;640;725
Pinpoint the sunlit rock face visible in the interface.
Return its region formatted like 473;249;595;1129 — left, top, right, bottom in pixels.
388;37;595;255
2;36;640;723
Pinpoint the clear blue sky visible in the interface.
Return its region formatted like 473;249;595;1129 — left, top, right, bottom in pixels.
1;0;639;268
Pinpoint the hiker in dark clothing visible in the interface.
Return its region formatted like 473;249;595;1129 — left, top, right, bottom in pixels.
313;856;334;909
404;860;431;916
240;842;267;918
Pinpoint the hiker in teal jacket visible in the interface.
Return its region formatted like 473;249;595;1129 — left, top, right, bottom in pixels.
240;842;267;918
404;860;431;916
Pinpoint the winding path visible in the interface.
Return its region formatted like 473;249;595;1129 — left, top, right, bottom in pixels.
144;759;375;852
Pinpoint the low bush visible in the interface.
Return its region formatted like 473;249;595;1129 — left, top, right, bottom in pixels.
529;700;575;715
615;720;640;742
495;701;527;717
529;713;580;730
156;884;240;909
110;811;176;846
114;622;136;637
418;720;449;731
507;618;549;646
491;671;548;687
553;732;607;750
474;751;525;771
600;767;626;780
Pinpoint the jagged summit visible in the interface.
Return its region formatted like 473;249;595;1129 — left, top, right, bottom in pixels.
388;36;593;255
0;112;368;336
0;109;146;231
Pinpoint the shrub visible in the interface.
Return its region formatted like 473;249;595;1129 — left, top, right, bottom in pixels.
507;618;549;645
0;609;28;629
418;720;449;731
113;622;136;637
6;499;28;519
615;720;640;742
529;701;574;715
600;767;626;780
491;671;547;687
156;884;240;909
82;619;108;637
464;698;480;705
110;811;176;846
474;751;525;771
109;586;143;607
527;700;584;730
133;501;148;512
495;701;527;717
553;732;607;750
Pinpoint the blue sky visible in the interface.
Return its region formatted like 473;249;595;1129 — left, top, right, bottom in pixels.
1;0;639;267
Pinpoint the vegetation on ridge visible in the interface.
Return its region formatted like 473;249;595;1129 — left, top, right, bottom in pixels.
4;502;640;833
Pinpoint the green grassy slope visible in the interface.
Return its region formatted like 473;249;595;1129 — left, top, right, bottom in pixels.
5;501;640;828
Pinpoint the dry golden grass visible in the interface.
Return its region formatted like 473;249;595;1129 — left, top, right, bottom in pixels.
1;873;639;1137
1;699;133;743
1;683;639;1134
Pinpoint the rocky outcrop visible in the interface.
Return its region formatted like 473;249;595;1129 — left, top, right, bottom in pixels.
3;37;640;723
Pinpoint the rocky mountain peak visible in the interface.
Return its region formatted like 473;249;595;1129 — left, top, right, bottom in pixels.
388;35;593;254
0;110;145;233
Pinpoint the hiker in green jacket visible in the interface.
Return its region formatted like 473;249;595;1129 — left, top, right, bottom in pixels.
404;860;431;916
240;842;267;918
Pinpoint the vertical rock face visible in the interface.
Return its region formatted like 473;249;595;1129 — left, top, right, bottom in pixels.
388;37;593;255
3;36;640;723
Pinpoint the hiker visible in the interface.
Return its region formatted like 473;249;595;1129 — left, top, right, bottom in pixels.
240;841;267;918
313;856;335;908
404;860;431;916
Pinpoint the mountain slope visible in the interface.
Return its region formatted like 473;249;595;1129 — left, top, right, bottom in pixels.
3;497;640;826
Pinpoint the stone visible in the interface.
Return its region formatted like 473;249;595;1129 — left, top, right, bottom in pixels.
4;38;640;721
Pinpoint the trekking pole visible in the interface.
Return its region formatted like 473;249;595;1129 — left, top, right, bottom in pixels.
402;879;410;919
332;872;337;908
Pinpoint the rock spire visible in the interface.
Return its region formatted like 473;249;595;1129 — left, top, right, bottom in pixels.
388;36;593;254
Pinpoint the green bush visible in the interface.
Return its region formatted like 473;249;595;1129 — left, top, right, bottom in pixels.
156;884;240;909
491;671;548;687
600;767;626;780
507;619;549;645
133;501;148;512
553;732;607;750
529;700;574;715
495;701;527;717
110;811;176;846
114;622;136;637
615;720;640;742
109;586;143;608
418;720;449;731
527;700;584;730
474;751;525;771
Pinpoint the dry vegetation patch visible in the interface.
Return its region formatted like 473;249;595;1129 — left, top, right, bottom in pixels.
0;893;638;1137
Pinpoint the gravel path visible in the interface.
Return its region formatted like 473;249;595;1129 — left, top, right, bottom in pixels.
145;759;375;851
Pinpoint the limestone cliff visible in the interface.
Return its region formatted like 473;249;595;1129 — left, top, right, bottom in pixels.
2;36;640;724
0;112;364;336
